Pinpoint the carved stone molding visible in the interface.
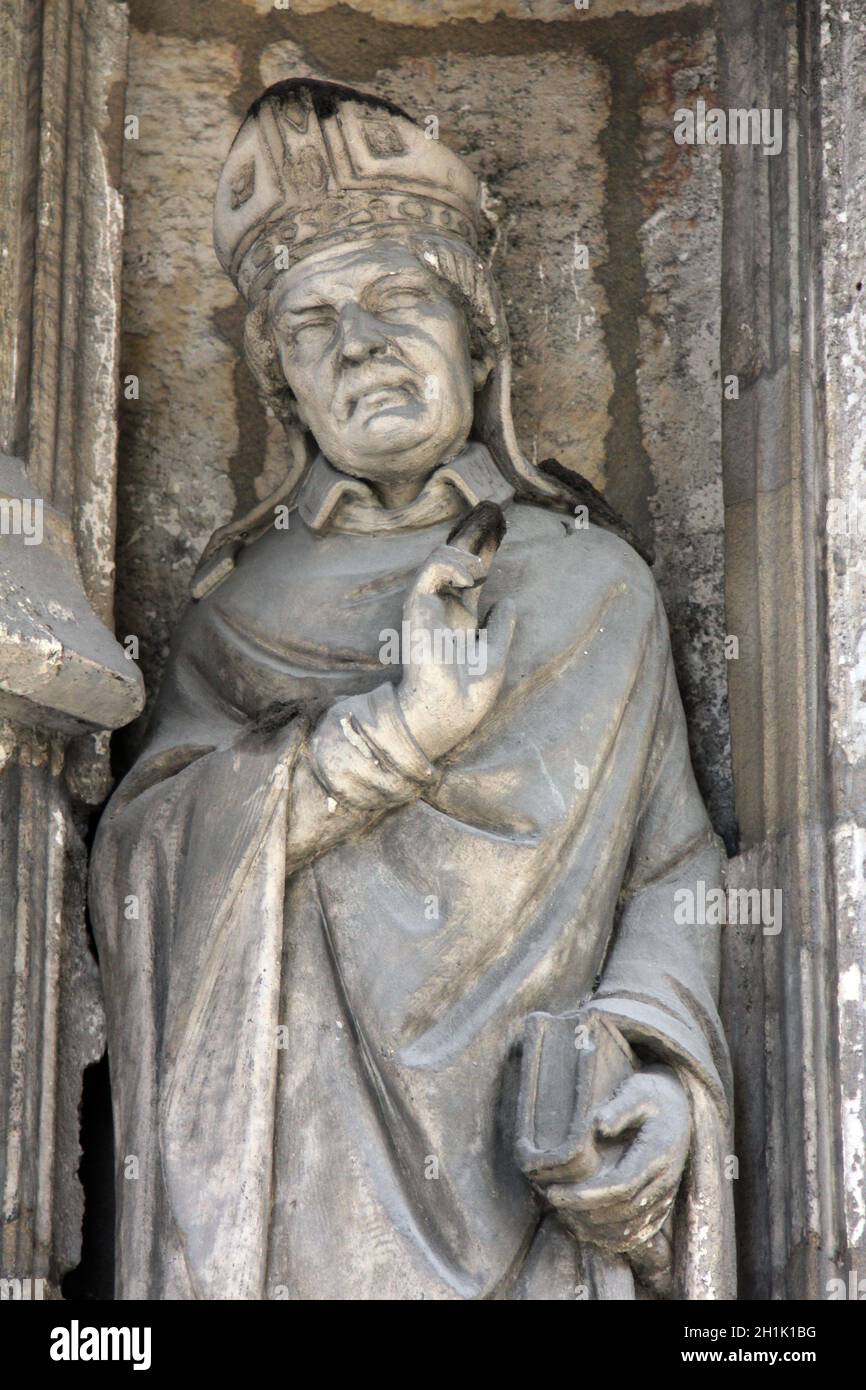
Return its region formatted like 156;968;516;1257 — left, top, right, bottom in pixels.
719;0;866;1299
0;0;141;1296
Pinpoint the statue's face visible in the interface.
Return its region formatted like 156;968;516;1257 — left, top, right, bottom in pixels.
268;238;482;487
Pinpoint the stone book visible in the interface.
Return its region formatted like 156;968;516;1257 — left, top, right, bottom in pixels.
515;1010;637;1186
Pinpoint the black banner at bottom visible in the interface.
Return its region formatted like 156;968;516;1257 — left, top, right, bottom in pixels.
4;1292;860;1377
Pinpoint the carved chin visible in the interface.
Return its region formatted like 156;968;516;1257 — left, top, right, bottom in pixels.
350;400;440;449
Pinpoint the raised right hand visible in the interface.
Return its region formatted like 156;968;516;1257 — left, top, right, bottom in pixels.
397;507;516;762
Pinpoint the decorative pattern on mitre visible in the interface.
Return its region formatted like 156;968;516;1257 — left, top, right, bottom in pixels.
213;86;483;305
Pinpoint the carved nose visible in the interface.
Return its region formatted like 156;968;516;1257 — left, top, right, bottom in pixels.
338;304;388;364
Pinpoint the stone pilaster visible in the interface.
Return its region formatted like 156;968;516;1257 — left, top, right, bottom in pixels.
719;0;865;1300
0;0;142;1297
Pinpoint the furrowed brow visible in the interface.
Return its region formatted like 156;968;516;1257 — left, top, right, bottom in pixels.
278;298;333;317
368;267;430;287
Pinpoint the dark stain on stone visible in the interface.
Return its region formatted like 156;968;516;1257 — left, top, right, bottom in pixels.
576;11;709;557
638;36;716;217
538;456;654;565
246;75;411;122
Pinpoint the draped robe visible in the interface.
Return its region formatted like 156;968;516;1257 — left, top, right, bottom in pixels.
90;447;735;1301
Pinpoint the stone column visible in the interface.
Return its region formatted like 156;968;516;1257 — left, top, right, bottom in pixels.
0;0;142;1298
817;3;866;1297
720;0;866;1300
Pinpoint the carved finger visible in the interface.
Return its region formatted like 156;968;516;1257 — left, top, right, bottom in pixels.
566;1170;680;1233
446;500;507;570
412;547;486;598
594;1089;656;1139
581;1192;679;1254
408;589;480;638
558;1143;668;1210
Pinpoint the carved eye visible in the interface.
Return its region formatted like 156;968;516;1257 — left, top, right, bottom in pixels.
294;316;334;336
373;285;430;315
274;311;335;347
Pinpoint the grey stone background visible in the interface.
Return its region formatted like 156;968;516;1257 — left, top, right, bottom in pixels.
114;0;735;848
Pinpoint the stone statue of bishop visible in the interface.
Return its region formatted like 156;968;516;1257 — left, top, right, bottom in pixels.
90;80;735;1301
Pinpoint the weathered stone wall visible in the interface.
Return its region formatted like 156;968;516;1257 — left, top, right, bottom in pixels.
115;0;734;845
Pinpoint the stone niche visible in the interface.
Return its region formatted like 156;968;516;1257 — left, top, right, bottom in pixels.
1;0;863;1303
116;0;734;845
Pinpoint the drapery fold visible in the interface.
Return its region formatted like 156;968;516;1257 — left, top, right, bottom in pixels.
91;496;735;1299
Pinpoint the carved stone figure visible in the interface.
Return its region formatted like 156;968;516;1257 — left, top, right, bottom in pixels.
90;80;735;1300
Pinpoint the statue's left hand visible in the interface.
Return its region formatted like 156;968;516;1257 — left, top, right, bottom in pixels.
544;1063;690;1255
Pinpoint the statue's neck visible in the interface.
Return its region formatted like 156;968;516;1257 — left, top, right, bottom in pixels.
370;476;431;509
332;439;475;512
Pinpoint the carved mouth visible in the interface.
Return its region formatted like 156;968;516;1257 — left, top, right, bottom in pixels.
358;386;409;412
347;377;418;418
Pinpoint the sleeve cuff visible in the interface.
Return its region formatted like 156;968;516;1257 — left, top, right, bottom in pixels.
310;681;437;810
